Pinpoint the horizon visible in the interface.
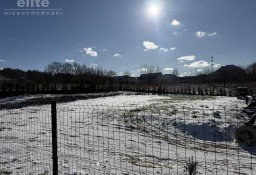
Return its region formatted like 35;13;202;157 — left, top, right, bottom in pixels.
1;0;256;77
0;62;247;79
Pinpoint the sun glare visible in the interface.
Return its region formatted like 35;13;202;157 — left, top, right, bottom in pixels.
149;4;159;16
147;3;160;17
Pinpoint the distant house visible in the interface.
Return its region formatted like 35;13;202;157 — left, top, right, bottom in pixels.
162;74;179;84
208;65;247;83
115;75;138;86
138;72;179;85
139;72;163;84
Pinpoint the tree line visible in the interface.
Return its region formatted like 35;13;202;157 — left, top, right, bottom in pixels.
0;61;117;95
0;61;255;96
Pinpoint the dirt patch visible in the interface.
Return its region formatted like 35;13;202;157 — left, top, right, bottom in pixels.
0;92;122;110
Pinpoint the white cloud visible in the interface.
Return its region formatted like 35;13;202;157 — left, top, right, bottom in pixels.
208;32;218;37
184;61;224;71
184;60;210;68
170;19;180;26
0;59;6;62
178;72;190;77
89;63;99;69
213;63;224;69
173;32;179;36
160;47;176;52
113;53;122;58
160;48;169;52
138;67;148;73
65;59;75;63
177;55;196;61
143;41;158;51
164;68;174;71
83;47;98;57
195;31;207;38
195;31;218;38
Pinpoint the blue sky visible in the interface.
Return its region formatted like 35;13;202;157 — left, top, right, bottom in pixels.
0;0;256;76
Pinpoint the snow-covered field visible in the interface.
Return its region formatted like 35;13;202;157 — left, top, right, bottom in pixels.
1;94;256;175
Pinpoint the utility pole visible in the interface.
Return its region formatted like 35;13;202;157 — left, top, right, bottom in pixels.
211;56;214;73
210;56;214;95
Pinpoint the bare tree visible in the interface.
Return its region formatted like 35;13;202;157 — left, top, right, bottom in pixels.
139;65;161;94
44;62;63;90
61;63;73;74
139;65;161;75
72;62;82;75
123;71;131;76
45;61;62;75
203;67;211;75
172;67;179;76
246;62;256;81
80;64;88;74
105;70;116;77
60;63;73;90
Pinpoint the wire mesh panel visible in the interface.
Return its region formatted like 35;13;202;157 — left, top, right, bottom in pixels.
0;106;52;174
56;103;256;175
1;100;256;174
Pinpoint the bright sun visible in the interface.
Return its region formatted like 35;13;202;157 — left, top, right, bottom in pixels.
149;4;159;16
147;4;160;17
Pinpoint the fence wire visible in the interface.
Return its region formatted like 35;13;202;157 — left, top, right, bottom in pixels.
1;103;256;175
0;106;52;175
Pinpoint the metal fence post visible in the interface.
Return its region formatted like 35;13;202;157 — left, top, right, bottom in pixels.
51;101;58;175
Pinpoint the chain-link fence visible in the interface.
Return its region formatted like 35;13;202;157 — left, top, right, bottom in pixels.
1;102;255;174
